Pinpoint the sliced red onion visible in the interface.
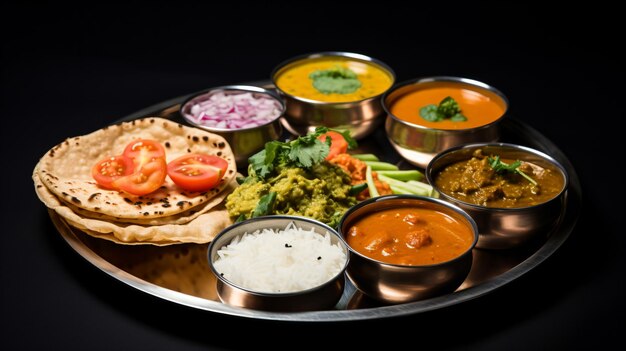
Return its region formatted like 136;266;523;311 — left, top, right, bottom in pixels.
185;91;281;130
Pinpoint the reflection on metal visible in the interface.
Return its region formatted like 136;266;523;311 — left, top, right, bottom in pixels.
48;83;581;322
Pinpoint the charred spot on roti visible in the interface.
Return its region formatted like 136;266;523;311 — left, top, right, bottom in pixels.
36;185;42;188
150;119;155;124
192;136;199;142
143;212;149;216
228;169;233;174
124;198;133;204
162;203;171;208
94;207;101;211
49;150;55;157
88;193;101;201
213;142;218;147
217;151;222;156
187;135;191;140
187;148;191;153
71;196;81;204
165;142;170;148
146;201;152;205
62;192;69;197
202;136;209;142
218;142;225;148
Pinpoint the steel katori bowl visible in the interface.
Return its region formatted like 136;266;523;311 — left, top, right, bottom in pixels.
426;143;569;249
180;85;283;168
207;215;349;312
271;51;395;140
338;195;478;304
384;76;509;168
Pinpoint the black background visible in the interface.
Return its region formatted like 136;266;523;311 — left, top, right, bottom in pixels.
2;2;624;350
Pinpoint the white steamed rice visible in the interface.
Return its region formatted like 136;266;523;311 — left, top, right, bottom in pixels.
213;222;346;293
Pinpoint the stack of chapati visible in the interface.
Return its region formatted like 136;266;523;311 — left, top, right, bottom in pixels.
33;117;238;245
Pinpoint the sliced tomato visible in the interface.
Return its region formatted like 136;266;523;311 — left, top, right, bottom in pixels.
112;157;167;196
167;154;228;192
91;155;134;190
123;139;166;164
318;131;349;160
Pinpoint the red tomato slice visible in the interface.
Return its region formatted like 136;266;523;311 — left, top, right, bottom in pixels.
318;131;349;160
112;157;167;196
123;139;166;164
91;155;134;190
167;154;228;192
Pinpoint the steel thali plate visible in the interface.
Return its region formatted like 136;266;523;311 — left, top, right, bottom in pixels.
48;84;581;322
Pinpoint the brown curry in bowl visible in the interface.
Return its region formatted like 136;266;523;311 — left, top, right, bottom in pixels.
434;149;565;208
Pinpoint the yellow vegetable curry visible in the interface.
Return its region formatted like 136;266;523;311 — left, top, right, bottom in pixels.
275;57;393;103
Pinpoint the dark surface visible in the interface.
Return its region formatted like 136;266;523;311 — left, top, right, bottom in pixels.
2;3;623;350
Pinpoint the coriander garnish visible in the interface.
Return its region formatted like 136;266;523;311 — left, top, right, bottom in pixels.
487;155;537;185
419;96;468;122
309;66;362;94
248;127;357;180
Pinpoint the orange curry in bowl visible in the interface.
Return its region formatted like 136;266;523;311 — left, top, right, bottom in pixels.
389;81;506;130
346;206;474;265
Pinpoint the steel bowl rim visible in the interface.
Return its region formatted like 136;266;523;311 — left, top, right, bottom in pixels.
426;142;570;212
338;194;478;268
270;51;396;105
180;84;285;132
382;76;509;133
207;215;350;298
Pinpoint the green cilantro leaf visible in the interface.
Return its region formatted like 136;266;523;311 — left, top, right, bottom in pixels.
247;126;357;179
309;66;362;94
419;104;443;122
438;96;462;116
419;96;468;122
248;141;281;178
252;191;277;218
289;139;329;168
450;113;468;122
487;155;536;185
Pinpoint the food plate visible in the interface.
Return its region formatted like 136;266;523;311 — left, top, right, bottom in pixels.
47;82;581;321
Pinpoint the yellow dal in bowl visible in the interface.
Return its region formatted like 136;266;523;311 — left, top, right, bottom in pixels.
275;57;393;103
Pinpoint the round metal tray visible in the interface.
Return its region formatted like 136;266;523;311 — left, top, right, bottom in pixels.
48;85;581;322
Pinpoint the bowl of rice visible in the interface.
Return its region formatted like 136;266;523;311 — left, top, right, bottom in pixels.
207;215;349;312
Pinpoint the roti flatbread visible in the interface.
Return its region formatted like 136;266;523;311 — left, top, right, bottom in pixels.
34;167;232;245
37;117;237;219
58;178;236;226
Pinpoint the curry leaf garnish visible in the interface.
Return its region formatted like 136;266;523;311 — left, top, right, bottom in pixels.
419;96;468;122
248;127;357;179
487;156;537;185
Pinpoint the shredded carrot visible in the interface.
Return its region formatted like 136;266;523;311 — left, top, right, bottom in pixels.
329;153;392;200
